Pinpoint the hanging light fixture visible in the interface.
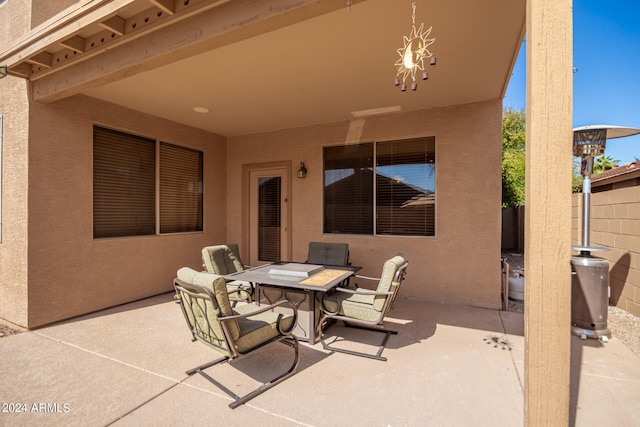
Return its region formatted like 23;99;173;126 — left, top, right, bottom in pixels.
394;2;436;91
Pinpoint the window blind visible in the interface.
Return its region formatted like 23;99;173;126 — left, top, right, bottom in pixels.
93;127;156;238
258;176;281;262
376;137;436;236
322;137;436;237
93;127;204;238
159;142;203;233
323;143;374;234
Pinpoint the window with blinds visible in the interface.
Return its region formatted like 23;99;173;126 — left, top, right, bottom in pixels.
323;143;374;234
376;137;435;236
323;137;435;237
93;126;203;238
257;176;281;262
94;127;156;238
159;142;203;233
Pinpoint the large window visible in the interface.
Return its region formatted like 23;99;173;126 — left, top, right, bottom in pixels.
323;137;435;237
93;126;203;238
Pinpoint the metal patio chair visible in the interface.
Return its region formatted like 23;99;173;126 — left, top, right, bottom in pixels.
306;242;350;266
174;267;299;409
306;241;351;287
201;244;254;303
317;254;409;361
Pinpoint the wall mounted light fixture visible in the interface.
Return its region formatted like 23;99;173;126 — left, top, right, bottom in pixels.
0;66;8;79
297;162;307;179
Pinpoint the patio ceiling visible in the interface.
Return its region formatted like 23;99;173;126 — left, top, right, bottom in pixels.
3;0;525;137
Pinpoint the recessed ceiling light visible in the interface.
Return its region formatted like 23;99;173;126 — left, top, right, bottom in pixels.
193;106;210;113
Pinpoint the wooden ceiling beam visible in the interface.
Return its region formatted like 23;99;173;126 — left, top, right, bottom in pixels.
100;15;126;36
29;0;343;103
149;0;176;15
0;0;138;67
59;35;86;53
9;63;32;78
25;52;52;68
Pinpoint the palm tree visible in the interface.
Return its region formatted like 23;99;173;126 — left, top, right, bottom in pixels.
593;155;620;174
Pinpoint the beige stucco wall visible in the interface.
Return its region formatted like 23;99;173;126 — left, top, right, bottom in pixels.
227;100;503;308
31;0;89;29
1;94;227;328
1;88;503;328
0;77;31;327
1;92;503;328
572;185;640;316
0;0;89;40
0;0;32;53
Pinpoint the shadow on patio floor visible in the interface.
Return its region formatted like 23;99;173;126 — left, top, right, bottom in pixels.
0;295;637;426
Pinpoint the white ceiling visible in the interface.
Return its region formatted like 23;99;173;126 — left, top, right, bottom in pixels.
81;0;525;137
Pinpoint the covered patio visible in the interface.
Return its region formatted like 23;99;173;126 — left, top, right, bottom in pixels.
1;294;639;426
1;0;581;422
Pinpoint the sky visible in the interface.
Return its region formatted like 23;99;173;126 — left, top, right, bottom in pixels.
502;0;640;165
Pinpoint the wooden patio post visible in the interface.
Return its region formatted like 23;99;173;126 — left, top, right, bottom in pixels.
525;0;573;425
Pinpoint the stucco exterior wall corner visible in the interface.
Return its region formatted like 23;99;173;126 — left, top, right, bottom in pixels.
19;94;228;327
0;76;31;327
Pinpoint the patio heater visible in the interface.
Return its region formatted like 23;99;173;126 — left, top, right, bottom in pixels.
571;125;640;341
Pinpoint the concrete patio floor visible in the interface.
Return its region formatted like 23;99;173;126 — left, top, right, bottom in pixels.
1;293;638;427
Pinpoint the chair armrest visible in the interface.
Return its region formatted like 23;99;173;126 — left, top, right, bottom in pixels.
320;286;394;315
199;271;225;281
333;286;393;297
354;274;380;282
221;300;298;335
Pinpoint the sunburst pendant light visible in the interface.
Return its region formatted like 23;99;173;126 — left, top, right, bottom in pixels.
394;2;436;91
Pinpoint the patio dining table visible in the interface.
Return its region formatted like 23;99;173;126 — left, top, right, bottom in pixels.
224;262;360;343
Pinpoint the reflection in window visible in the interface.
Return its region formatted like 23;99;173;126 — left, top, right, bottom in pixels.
323;143;373;234
323;137;435;237
376;137;435;236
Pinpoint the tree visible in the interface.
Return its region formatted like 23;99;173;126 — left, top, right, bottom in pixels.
572;158;583;193
572;155;621;193
502;108;526;207
593;155;620;174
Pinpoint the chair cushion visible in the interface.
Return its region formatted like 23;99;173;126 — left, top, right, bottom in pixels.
202;245;244;275
307;242;349;266
322;289;383;323
322;254;406;320
176;267;240;341
232;304;295;353
374;255;406;311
